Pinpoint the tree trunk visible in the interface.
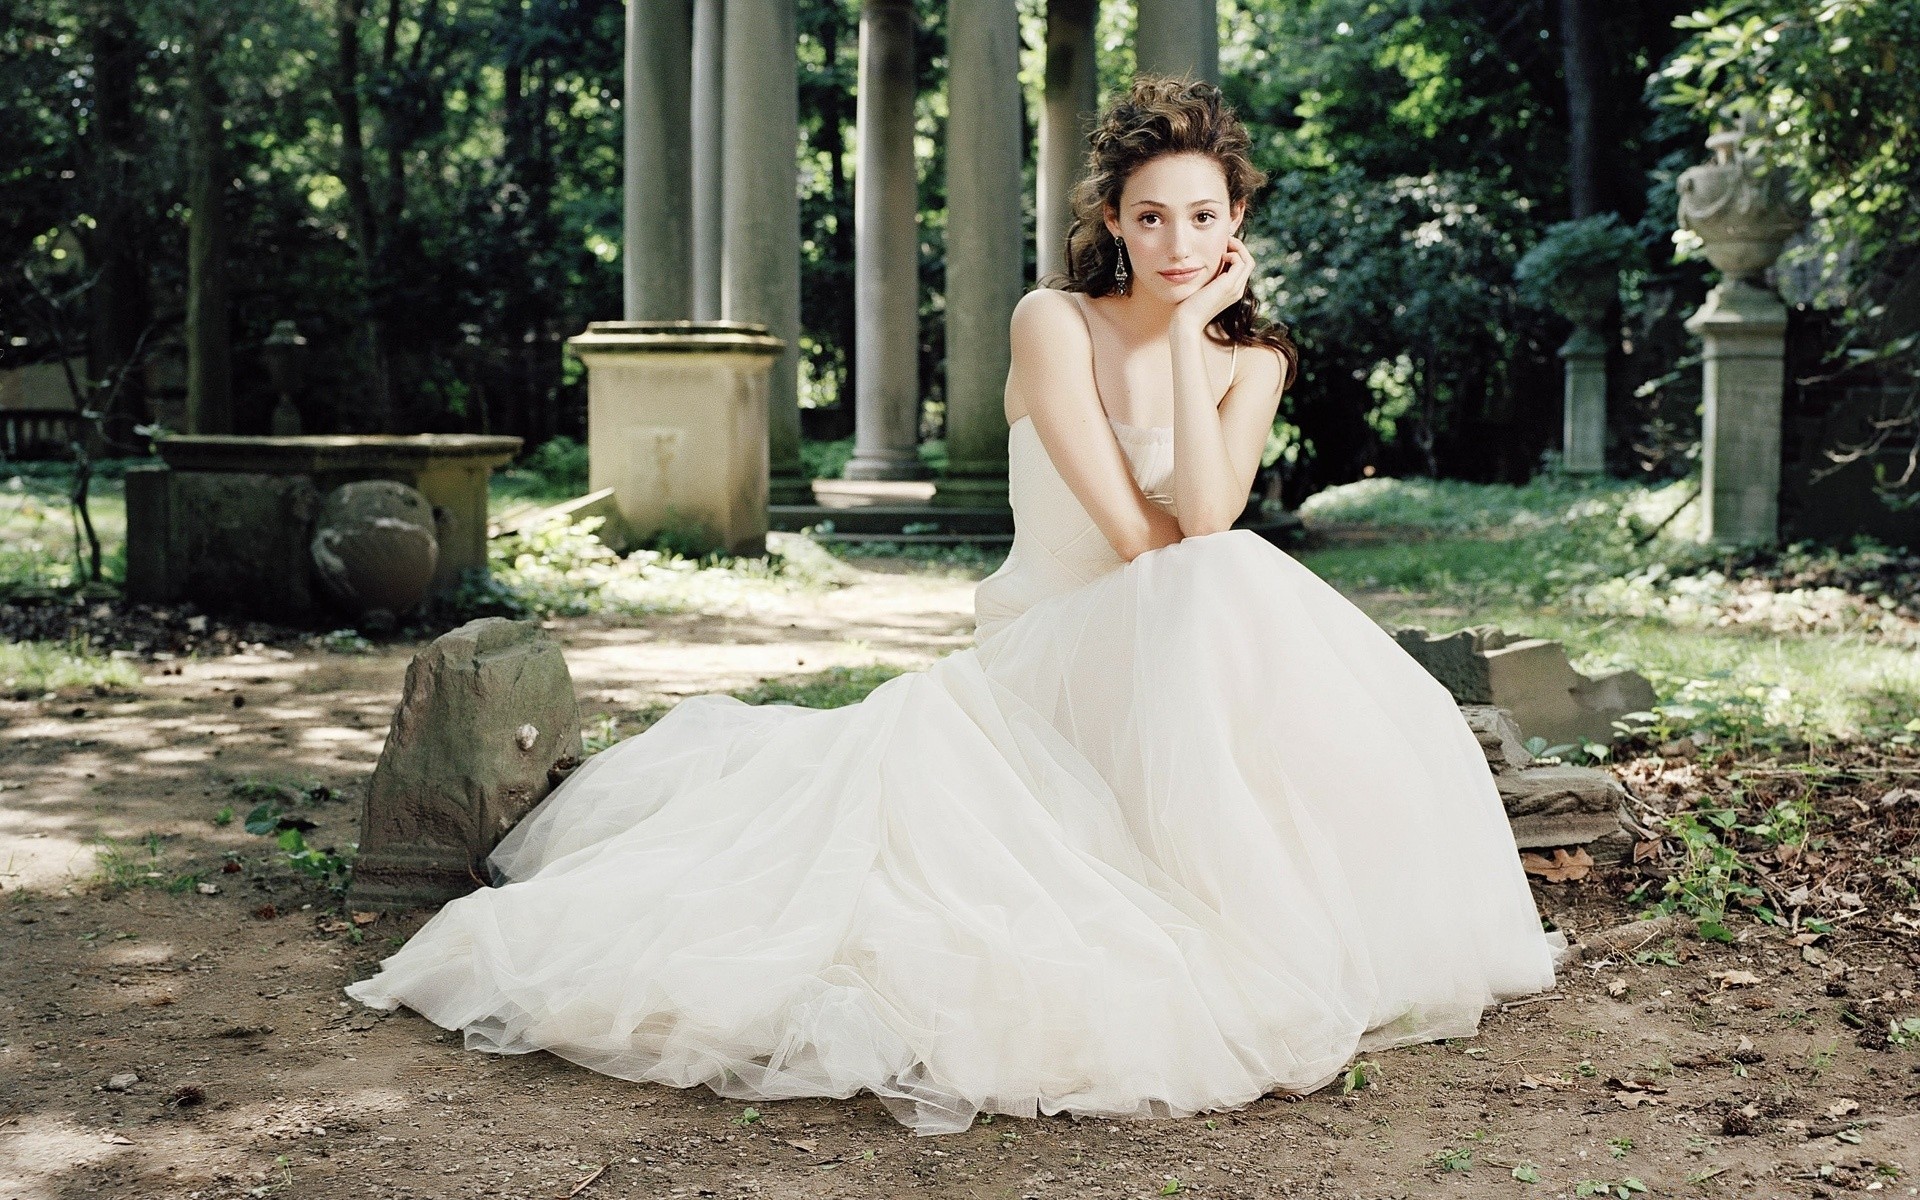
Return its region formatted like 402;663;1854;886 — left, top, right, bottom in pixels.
84;0;150;445
331;0;393;431
1558;0;1608;220
184;4;232;434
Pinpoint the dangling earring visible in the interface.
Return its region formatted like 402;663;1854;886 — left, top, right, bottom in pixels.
1113;237;1131;294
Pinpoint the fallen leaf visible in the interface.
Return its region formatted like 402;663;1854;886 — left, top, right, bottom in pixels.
1607;978;1629;998
317;919;351;934
1710;969;1761;989
1825;1099;1859;1120
100;1133;133;1145
1631;839;1662;864
1521;847;1594;882
350;911;380;926
1607;1077;1666;1108
1517;1074;1575;1091
786;1138;818;1153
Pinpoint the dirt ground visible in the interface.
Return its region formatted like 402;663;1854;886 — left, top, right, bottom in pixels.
3;558;1918;1200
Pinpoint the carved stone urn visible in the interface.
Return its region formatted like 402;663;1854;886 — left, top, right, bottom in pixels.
1677;114;1807;283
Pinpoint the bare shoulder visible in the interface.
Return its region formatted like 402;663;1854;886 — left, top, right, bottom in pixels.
1013;286;1090;328
1237;342;1290;395
1006;289;1098;364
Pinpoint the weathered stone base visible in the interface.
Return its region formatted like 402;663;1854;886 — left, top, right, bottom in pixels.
346;846;486;911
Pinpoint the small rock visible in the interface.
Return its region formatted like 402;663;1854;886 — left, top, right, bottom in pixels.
104;1072;139;1092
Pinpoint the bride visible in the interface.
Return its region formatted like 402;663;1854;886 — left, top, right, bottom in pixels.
345;76;1563;1136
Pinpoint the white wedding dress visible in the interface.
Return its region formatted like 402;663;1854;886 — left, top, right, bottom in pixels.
345;380;1563;1134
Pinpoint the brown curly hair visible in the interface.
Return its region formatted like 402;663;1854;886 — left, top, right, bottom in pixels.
1051;75;1298;389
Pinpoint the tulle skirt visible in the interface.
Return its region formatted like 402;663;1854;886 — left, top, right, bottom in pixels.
344;528;1560;1134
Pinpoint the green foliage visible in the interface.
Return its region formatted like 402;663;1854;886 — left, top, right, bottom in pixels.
800;437;855;481
1515;214;1646;320
1305;473;1920;747
730;664;907;710
0;639;143;698
90;837;200;894
244;799;352;884
1339;1059;1376;1094
465;520;845;621
495;438;590;503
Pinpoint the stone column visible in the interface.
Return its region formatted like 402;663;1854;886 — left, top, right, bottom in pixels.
1687;284;1789;545
1038;0;1098;282
722;0;810;504
935;0;1023;509
1136;0;1218;85
1559;326;1607;474
691;0;725;321
1678;117;1805;547
624;0;692;320
844;0;925;481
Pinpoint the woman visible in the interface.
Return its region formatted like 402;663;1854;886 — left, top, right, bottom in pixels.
345;77;1563;1136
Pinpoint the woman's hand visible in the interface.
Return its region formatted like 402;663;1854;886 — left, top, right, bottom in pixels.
1172;235;1254;333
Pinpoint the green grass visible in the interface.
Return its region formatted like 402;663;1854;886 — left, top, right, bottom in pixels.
730;663;909;708
0;639;143;697
0;467;131;595
1297;474;1920;747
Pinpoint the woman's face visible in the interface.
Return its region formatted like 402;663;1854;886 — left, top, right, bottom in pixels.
1104;152;1244;304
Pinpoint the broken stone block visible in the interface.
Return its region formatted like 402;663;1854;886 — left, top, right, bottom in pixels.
1395;625;1657;747
1496;765;1631;857
1461;704;1534;773
1463;704;1631;862
348;618;582;910
490;486;625;543
310;480;440;626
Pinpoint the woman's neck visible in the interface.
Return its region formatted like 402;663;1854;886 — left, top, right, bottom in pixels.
1090;289;1182;343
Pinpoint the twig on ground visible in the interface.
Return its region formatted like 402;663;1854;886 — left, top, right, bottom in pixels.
563;1164;607;1197
1499;992;1565;1011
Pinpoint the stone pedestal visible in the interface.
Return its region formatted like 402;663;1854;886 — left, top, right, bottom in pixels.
1559;325;1607;474
569;320;784;557
1687;280;1789;546
125;434;520;620
348;618;582;910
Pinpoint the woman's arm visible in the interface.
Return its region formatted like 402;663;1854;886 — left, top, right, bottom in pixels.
1167;329;1287;537
1006;290;1186;561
